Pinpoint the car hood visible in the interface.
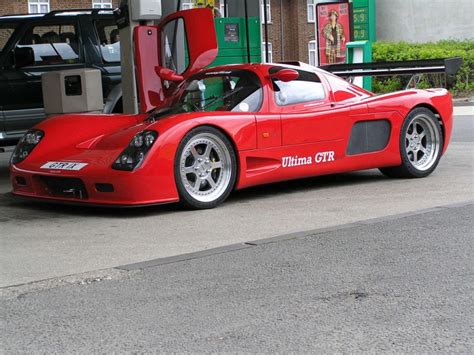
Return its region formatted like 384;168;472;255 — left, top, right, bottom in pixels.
16;111;215;171
14;114;145;169
34;113;144;149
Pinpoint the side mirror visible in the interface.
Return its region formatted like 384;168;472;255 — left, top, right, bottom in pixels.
269;69;299;82
155;66;184;82
14;47;35;69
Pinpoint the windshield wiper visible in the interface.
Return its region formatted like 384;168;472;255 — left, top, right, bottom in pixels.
147;107;174;122
147;86;247;120
183;93;224;112
200;87;245;111
185;97;204;112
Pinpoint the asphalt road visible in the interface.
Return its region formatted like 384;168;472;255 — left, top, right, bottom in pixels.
2;204;473;352
0;108;473;288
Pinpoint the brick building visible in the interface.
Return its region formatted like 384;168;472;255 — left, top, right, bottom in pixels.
1;0;318;64
259;0;317;65
0;0;120;15
183;0;318;65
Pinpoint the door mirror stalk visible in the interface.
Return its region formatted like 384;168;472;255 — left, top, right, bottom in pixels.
155;66;184;82
269;69;299;82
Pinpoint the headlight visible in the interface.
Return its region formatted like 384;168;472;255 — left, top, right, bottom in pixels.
10;129;44;165
112;130;158;171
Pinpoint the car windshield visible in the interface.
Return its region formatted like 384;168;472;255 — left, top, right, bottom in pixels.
148;69;263;121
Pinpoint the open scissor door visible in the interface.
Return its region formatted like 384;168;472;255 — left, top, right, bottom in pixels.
134;8;218;113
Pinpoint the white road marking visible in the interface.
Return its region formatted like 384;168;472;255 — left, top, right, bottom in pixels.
454;106;474;116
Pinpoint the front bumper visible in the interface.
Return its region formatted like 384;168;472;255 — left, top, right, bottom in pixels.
10;165;179;207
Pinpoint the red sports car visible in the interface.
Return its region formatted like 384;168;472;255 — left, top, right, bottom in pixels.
10;9;453;209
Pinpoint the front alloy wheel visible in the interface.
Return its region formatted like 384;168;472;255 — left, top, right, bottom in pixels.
175;126;236;209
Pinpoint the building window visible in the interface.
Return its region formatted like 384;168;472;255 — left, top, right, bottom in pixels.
182;0;194;10
308;40;317;66
260;0;271;24
92;0;113;9
28;0;50;14
307;0;316;23
219;3;227;16
262;42;272;63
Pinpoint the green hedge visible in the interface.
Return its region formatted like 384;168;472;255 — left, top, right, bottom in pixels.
372;40;474;96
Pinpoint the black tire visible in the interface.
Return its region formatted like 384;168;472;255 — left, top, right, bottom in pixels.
174;126;237;209
380;107;443;178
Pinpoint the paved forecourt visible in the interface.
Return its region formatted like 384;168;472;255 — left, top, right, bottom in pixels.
2;204;473;353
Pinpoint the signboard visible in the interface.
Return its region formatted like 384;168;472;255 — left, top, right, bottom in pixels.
316;1;352;65
352;0;376;42
353;7;369;40
224;23;239;42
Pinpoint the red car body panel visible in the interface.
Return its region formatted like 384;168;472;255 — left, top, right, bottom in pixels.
9;10;453;207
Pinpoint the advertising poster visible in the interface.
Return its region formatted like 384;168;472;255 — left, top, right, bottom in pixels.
316;1;351;65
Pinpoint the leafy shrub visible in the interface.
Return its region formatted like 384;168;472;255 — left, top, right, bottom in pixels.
372;40;474;96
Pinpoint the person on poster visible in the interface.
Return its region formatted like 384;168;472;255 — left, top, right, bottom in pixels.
322;9;346;64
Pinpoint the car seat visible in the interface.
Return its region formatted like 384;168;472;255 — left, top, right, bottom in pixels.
60;32;79;54
230;78;261;111
41;31;60;44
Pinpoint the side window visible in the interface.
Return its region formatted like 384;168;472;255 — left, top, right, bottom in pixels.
94;19;120;63
16;23;81;66
0;24;18;54
272;69;325;106
162;18;189;75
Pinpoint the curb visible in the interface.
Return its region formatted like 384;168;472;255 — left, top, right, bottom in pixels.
453;97;474;106
117;200;474;271
454;101;474;107
2;200;472;298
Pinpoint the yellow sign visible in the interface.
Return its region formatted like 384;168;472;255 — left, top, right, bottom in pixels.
194;0;215;8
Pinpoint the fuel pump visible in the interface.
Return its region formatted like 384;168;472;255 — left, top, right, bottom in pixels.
114;0;163;114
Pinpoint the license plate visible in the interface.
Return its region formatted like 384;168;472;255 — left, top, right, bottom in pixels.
40;161;88;171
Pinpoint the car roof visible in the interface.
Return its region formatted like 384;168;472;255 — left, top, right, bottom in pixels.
0;14;43;20
200;62;326;77
0;14;44;23
0;9;114;21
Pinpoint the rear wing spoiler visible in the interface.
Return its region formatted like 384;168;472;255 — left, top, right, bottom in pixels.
318;57;463;77
279;57;463;90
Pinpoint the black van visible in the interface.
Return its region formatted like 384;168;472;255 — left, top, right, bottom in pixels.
0;9;123;147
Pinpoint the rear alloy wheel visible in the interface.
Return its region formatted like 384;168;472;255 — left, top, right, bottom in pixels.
175;127;236;209
380;107;443;178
